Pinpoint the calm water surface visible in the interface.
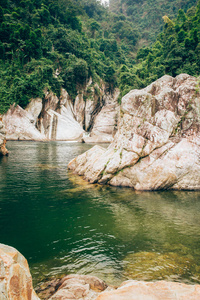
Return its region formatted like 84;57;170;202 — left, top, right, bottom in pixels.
1;141;200;286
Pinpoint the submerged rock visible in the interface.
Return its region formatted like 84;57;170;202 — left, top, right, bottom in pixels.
0;243;40;300
68;74;200;191
1;244;200;300
123;251;195;281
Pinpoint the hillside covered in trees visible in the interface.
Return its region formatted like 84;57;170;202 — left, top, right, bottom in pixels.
109;0;198;45
0;0;140;113
121;1;200;95
0;0;200;114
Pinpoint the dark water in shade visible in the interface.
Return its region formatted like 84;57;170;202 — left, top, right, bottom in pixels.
1;141;200;287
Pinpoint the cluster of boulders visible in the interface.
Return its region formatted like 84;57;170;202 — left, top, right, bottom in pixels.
0;117;8;156
1;243;200;300
68;74;200;191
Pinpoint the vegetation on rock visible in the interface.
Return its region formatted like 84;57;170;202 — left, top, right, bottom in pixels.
0;0;200;114
0;0;137;113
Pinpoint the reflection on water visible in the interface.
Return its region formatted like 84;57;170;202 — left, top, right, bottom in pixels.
0;141;200;286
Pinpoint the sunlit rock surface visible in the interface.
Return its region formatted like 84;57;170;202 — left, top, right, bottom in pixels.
1;244;200;300
48;274;109;300
68;74;200;190
0;118;8;156
96;280;200;300
0;243;40;300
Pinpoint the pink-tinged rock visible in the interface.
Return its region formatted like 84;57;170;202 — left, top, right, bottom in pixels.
83;89;120;143
49;274;107;300
96;280;200;300
0;243;40;300
3;104;46;141
68;74;200;191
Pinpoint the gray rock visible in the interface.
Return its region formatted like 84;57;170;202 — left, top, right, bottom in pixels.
68;74;200;191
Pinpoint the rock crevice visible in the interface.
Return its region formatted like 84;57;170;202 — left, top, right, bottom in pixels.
68;74;200;191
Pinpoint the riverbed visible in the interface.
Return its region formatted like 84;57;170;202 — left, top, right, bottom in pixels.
0;141;200;287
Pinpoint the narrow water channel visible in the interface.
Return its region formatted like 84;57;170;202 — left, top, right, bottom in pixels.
0;141;200;286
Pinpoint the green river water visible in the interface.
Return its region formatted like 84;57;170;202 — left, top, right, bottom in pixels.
0;141;200;287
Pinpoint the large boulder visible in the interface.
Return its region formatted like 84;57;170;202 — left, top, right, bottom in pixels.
2;104;46;141
0;118;8;156
0;243;40;300
48;274;108;300
68;74;200;190
96;280;200;300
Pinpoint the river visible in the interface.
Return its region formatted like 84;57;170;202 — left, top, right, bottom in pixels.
0;141;200;287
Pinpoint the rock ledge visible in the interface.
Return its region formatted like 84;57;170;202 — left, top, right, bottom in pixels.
68;74;200;191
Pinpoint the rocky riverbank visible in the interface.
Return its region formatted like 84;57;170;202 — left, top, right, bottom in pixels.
1;243;200;300
0;118;8;156
68;74;200;191
2;81;119;143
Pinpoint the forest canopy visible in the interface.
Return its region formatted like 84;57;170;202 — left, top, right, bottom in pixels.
0;0;199;113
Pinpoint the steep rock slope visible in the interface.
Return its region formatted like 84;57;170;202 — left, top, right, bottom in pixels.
68;74;200;191
3;82;119;142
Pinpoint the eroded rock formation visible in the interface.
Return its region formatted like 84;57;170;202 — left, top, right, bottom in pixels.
68;74;200;190
3;81;119;142
0;243;39;300
0;118;8;156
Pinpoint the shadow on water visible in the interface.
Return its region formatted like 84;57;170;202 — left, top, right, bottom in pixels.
0;141;200;286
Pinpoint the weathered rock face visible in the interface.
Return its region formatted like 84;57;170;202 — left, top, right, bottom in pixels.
68;74;200;190
3;104;46;141
0;118;8;156
0;243;40;300
96;280;200;300
3;81;119;142
36;89;84;140
83;89;120;143
47;274;108;300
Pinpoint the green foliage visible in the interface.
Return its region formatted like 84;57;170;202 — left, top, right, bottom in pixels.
1;0;200;114
0;0;140;113
110;0;198;45
134;1;200;88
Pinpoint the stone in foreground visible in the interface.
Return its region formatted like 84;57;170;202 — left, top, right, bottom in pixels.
96;280;200;300
68;74;200;191
49;274;108;300
0;243;40;300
